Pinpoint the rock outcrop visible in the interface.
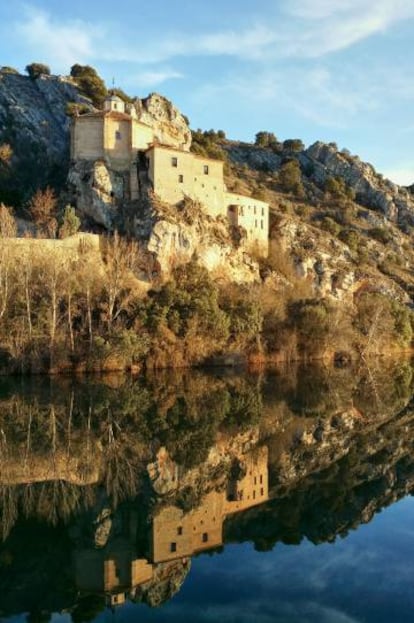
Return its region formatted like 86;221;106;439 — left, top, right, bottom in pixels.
134;93;191;151
303;141;414;226
0;71;90;199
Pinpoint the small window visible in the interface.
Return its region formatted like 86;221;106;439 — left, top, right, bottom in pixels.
177;527;183;536
170;542;177;552
114;103;118;110
204;165;209;175
260;488;264;496
254;476;257;485
178;174;184;183
253;490;256;499
115;131;121;140
254;206;257;214
202;533;208;543
262;207;265;216
260;475;263;484
171;157;178;167
255;219;258;228
261;220;264;229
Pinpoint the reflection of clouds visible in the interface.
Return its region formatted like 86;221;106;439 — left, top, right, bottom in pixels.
127;598;362;623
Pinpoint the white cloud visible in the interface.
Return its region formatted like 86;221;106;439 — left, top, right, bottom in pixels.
131;69;184;89
13;0;414;71
15;6;103;71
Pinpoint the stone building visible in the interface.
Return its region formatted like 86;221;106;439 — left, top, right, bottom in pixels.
71;94;269;254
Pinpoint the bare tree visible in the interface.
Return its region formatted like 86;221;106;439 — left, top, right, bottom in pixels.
28;187;58;238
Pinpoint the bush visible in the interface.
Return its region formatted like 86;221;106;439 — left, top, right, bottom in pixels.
278;160;304;195
255;131;279;149
70;64;107;107
369;227;391;244
59;205;81;238
65;102;90;117
320;216;340;236
338;228;360;251
0;66;19;74
283;139;304;152
25;63;50;79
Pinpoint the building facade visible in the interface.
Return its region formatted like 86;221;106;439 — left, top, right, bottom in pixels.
71;95;269;254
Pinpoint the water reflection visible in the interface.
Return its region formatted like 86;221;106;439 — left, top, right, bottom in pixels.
0;361;414;619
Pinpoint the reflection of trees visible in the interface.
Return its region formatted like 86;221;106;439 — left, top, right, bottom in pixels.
0;373;263;536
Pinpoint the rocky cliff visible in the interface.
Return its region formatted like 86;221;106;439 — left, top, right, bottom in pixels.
0;71;89;202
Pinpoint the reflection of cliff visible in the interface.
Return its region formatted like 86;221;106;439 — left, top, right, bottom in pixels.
225;398;414;550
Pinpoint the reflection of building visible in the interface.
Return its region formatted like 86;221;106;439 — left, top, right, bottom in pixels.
71;95;269;254
74;446;268;606
151;446;268;563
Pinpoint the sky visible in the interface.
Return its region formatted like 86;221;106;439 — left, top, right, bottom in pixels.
0;0;413;185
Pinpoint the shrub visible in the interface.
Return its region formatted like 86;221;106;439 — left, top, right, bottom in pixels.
70;64;107;107
0;66;19;74
25;63;51;79
338;228;360;251
320;216;340;236
59;205;81;238
255;131;279;149
283;139;304;152
278;160;304;195
65;102;90;117
369;227;391;244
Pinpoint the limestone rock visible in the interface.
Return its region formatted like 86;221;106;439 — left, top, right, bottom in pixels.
134;93;191;151
0;72;91;198
67;160;125;229
302;141;414;226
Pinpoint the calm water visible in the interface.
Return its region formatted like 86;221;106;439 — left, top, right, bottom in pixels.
1;361;414;622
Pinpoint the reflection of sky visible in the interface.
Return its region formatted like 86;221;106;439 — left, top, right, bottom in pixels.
20;495;414;623
98;495;414;623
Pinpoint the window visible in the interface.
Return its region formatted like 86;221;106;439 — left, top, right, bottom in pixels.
114;103;118;110
254;477;257;485
261;220;264;229
254;206;256;215
203;165;209;174
260;475;263;484
177;526;183;535
260;488;264;496
170;542;177;552
262;207;265;216
253;490;256;499
171;157;178;167
202;533;208;543
178;174;184;183
115;131;121;140
255;219;258;228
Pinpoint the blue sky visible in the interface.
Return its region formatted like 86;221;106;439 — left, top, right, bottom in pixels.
1;0;414;184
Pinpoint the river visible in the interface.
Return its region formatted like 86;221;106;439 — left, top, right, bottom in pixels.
1;360;414;622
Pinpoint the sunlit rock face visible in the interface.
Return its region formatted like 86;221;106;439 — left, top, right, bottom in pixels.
134;93;192;152
303;141;414;226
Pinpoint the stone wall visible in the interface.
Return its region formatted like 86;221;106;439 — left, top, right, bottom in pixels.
71;116;105;160
1;232;101;262
226;192;269;254
147;146;225;216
